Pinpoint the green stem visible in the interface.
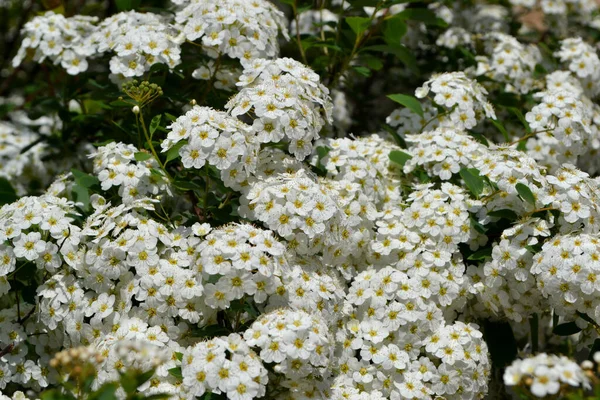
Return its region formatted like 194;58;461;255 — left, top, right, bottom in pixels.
138;111;172;181
529;313;539;354
293;0;308;65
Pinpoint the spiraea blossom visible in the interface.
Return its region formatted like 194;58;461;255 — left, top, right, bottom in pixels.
175;0;289;60
226;58;333;160
415;71;496;130
90;11;183;79
161;106;258;190
12;12;98;75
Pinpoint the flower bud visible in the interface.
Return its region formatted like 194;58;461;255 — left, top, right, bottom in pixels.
132;105;140;114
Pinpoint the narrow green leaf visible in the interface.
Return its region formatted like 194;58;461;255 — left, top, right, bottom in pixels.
508;107;532;133
134;152;153;162
389;150;412;166
149;114;162;136
515;183;536;205
460;168;484;197
387;94;423;117
490;119;509;142
345;16;371;36
353;66;371;77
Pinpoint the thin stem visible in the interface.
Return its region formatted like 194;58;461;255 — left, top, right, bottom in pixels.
138;111;172;181
508;127;554;146
293;0;308;65
420;109;450;133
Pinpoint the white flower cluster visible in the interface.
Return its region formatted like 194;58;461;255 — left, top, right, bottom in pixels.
92;142;170;204
415;71;496;130
387;100;440;137
525;88;592;168
317;135;402;207
91;11;183;79
175;0;288;60
475;33;542;94
162;106;257;190
12;12;98;75
532;233;600;322
244;308;333;382
181;333;268;400
555;37;600;95
226;58;333;160
504;353;589;397
338;266;490;399
0;195;79;279
239;169;347;261
403;127;485;180
197;223;286;309
191;61;241;91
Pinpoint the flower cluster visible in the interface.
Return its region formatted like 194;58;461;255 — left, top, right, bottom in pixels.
92;142;170;204
244;308;333;382
91;11;183;80
226;58;333;160
12;12;97;75
161;106;257;190
239;169;347;261
476;33;541;94
175;0;288;60
415;71;496;130
504;353;590;397
181;333;268;399
196;223;286;309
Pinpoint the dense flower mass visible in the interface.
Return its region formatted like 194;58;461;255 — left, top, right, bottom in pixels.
5;0;600;398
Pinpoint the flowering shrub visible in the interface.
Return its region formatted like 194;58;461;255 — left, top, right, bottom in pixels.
4;0;600;399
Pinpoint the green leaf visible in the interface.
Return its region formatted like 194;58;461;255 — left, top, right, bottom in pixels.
353;66;371;77
166;140;187;163
0;178;18;206
467;247;492;261
490;119;509;142
134;152;153;162
387;94;423;117
88;383;119;400
508;107;531;133
460;168;484;198
345;16;371;36
149;114;162;136
487;209;519;221
41;389;76;400
515;183;536;205
71;169;99;188
388;150;412;167
383;16;407;45
395;8;448;26
115;0;141;11
364;44;419;73
552;321;582;336
175;352;183;361
168;367;183;380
